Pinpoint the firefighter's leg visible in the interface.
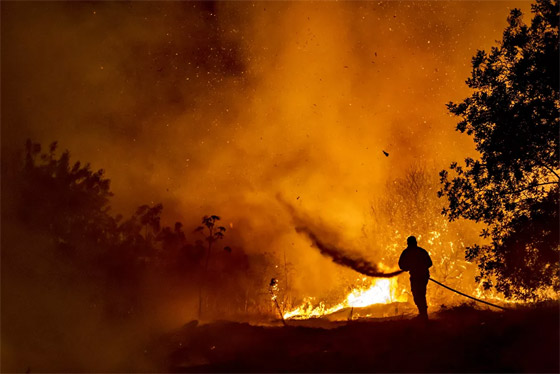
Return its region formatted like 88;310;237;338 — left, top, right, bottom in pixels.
411;277;428;318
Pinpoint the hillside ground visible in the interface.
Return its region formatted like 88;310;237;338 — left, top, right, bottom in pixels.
149;303;559;373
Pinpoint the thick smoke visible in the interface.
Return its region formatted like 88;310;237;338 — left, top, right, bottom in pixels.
295;226;404;278
279;197;403;278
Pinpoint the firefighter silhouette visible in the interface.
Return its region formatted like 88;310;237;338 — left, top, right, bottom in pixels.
398;236;432;319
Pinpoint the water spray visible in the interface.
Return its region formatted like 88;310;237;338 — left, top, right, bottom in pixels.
296;226;403;278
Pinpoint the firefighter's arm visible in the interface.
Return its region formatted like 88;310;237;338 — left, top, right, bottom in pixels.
426;251;433;268
398;251;409;271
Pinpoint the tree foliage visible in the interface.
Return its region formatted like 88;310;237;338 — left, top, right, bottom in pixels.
439;0;559;299
9;140;274;319
20;140;115;254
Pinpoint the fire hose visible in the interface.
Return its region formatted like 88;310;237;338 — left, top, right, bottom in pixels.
429;277;509;310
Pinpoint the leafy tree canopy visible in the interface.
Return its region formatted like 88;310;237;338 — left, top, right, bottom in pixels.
439;0;559;300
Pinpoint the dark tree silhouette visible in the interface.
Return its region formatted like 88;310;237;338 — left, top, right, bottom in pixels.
439;0;559;299
195;215;226;318
15;141;183;317
8;140;280;321
20;140;115;254
136;203;163;242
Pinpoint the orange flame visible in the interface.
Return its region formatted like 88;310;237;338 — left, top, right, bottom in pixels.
283;277;406;320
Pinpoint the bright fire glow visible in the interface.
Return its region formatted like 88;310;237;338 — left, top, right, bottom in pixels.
283;277;406;320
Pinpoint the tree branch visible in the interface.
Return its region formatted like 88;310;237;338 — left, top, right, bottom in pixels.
499;181;559;196
542;163;560;181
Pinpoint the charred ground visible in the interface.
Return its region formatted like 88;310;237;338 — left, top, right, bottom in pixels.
151;303;559;373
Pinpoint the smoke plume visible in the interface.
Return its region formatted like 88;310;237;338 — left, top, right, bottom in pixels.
295;226;404;278
279;196;403;278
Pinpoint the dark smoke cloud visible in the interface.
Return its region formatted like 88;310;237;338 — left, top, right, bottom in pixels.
295;226;404;278
279;197;403;278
